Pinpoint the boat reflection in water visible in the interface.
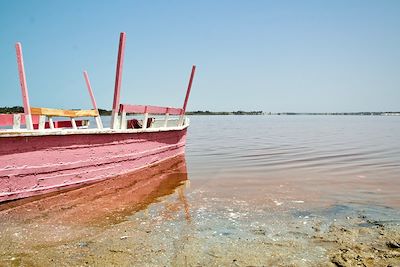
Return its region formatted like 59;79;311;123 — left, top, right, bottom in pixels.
0;154;189;226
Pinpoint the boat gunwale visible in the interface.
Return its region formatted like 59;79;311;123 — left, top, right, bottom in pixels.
0;120;189;138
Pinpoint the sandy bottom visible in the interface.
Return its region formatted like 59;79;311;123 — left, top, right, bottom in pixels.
0;157;399;266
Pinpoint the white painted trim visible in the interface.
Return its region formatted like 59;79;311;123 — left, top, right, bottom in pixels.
25;114;33;130
71;118;77;129
95;116;104;129
13;114;21;130
48;117;55;129
163;113;170;127
38;115;46;130
120;111;127;130
0;116;189;137
110;110;120;129
178;115;185;126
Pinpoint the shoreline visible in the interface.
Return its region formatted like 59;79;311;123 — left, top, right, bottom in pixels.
2;106;399;116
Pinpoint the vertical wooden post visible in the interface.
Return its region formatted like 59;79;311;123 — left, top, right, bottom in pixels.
13;114;21;130
179;65;196;126
83;71;103;129
121;111;127;129
48;117;55;129
38;115;46;130
71;118;77;129
163;107;170;128
111;32;126;129
142;106;148;129
15;42;33;130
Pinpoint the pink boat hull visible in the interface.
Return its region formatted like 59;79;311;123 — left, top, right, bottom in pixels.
0;129;187;202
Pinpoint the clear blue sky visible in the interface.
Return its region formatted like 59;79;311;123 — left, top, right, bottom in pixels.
1;0;399;112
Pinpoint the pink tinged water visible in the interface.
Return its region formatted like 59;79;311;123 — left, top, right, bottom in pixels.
186;115;400;208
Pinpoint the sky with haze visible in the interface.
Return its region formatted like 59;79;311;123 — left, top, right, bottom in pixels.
0;0;399;112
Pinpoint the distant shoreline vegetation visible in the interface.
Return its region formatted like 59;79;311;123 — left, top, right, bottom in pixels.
0;106;399;116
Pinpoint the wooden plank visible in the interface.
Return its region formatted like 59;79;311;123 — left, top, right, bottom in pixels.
146;106;167;114
120;104;183;115
30;107;98;117
168;107;184;115
121;104;146;114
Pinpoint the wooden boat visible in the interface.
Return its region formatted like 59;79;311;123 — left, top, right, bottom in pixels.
0;32;196;203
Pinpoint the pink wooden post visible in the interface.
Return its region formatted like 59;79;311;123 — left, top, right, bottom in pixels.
15;42;33;130
111;32;126;129
179;65;196;125
83;71;103;128
83;71;99;110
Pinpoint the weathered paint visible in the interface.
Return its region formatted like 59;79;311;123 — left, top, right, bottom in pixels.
0;128;187;202
0;154;188;225
30;107;98;117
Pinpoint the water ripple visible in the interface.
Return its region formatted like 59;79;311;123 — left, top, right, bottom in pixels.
187;116;400;179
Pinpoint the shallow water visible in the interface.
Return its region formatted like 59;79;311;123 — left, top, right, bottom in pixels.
1;115;400;266
186;115;400;208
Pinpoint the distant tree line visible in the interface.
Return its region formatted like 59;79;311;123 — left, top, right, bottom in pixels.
0;106;24;114
98;109;112;115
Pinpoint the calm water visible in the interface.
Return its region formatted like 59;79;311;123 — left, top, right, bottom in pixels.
1;115;400;266
186;115;400;208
